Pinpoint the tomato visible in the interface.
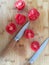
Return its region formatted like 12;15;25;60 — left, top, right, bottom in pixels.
14;0;25;10
24;29;34;39
6;23;17;34
15;14;26;25
28;8;40;21
30;41;40;52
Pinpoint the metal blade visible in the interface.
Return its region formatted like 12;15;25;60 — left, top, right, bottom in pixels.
29;38;49;64
14;22;30;41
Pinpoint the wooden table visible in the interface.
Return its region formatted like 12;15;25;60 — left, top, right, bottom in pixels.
0;0;49;65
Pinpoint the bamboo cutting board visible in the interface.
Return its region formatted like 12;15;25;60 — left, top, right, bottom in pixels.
0;0;49;65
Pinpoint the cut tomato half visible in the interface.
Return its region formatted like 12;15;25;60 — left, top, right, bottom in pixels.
24;29;34;39
15;14;26;25
30;41;40;52
28;8;40;21
6;23;17;34
14;0;25;10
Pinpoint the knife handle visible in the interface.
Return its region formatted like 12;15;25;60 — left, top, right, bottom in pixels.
24;61;30;65
6;39;18;50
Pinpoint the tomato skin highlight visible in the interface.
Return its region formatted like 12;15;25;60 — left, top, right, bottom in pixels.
24;29;34;39
30;41;40;52
28;8;40;21
6;23;17;34
14;0;25;10
15;14;26;25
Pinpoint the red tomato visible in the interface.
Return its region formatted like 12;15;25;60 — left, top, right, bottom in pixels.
15;14;26;25
6;23;17;34
24;29;34;39
28;8;40;21
30;41;40;52
14;0;25;10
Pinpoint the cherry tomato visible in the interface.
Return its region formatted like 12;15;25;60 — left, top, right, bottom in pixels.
6;23;17;34
24;29;34;39
28;8;40;21
14;0;25;10
15;14;26;25
30;41;40;52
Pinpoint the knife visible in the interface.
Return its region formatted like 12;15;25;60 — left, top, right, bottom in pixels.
24;38;49;65
7;22;30;48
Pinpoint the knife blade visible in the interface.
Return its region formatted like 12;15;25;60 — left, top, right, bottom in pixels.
14;22;29;41
25;38;49;65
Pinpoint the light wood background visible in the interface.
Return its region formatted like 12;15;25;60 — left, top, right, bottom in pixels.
0;0;49;65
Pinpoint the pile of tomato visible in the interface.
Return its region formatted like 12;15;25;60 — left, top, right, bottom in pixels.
6;0;40;52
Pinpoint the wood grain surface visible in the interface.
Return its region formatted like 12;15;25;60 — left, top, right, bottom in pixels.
0;0;49;65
